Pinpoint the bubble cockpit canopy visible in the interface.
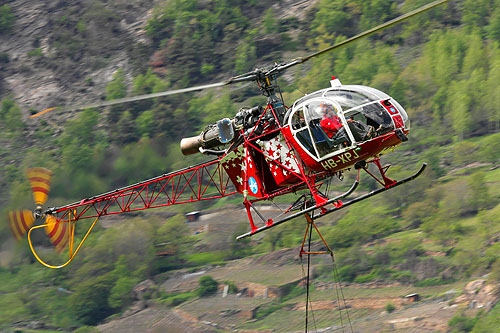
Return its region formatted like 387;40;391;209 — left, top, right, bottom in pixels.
286;85;409;160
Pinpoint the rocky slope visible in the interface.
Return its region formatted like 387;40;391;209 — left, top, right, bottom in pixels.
0;0;155;117
0;0;318;119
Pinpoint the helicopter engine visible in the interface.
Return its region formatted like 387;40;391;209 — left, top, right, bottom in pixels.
180;105;271;155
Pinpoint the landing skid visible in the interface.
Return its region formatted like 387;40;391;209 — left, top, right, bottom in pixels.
237;180;358;240
311;162;426;219
237;163;426;240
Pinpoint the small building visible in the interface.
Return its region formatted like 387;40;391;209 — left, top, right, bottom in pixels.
404;293;420;303
185;211;201;222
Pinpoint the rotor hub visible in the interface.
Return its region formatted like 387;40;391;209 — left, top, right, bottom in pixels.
33;205;44;219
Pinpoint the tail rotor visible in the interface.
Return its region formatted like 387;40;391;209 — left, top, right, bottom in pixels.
6;167;69;253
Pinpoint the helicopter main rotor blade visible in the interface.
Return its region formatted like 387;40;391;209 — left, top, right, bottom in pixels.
30;81;228;117
281;0;449;70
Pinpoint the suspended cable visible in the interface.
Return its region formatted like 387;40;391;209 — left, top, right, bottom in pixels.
330;251;353;332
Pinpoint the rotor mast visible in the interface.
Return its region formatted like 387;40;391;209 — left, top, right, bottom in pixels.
227;64;289;125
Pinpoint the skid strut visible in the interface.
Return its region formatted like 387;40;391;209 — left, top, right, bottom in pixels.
237;163;426;240
312;163;426;220
237;180;359;240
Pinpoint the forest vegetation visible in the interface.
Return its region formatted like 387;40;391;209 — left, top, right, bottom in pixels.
0;0;500;331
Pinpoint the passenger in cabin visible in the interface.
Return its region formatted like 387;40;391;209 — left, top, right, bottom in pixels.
363;105;393;136
346;116;371;141
320;104;343;138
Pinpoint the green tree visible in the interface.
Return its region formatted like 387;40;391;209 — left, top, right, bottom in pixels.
439;179;473;218
61;141;93;172
402;201;431;228
359;0;396;31
135;110;156;138
336;246;373;281
385;302;395;313
400;0;448;39
424;147;446;177
132;69;169;95
202;93;234;125
461;0;490;31
262;8;278;34
70;275;114;325
63;108;100;146
462;32;487;77
312;0;353;37
487;7;500;41
448;80;472;140
197;275;218;297
479;133;500;163
341;42;398;86
106;69;127;101
484;44;500;131
428;31;466;87
130;69;170;114
326;200;397;248
449;313;476;332
112;138;166;185
152;215;193;273
468;172;491;211
472;303;500;332
234;41;256;73
70;218;155;287
0;98;24;135
0;5;15;33
116;110;137;143
108;276;139;310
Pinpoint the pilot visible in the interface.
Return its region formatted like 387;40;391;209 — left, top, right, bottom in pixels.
347;116;370;141
319;104;343;138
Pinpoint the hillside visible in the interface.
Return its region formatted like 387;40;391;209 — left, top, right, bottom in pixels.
1;0;154;110
1;0;500;332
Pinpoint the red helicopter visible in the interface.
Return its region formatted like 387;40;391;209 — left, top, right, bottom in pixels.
7;0;449;268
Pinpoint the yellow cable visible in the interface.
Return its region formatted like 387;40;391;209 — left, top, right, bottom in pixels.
28;215;100;269
68;210;76;257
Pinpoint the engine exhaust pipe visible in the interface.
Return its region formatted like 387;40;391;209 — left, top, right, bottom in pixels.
180;118;235;155
180;135;202;155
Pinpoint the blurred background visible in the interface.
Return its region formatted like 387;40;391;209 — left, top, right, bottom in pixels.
0;0;499;331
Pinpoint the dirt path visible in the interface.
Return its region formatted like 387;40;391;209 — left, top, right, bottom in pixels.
98;307;214;333
352;299;457;332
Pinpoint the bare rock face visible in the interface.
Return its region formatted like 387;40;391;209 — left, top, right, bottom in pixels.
132;279;157;301
0;0;154;117
451;279;500;311
271;0;320;20
0;0;321;122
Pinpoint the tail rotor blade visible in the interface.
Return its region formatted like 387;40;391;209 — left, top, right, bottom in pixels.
44;215;69;253
27;167;53;206
7;210;35;241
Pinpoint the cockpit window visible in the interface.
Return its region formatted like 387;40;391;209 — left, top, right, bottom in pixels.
326;88;396;138
291;107;315;154
289;99;353;159
291;107;306;130
305;101;351;158
293;91;324;107
303;100;340;124
288;86;405;161
344;102;394;139
324;90;374;110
